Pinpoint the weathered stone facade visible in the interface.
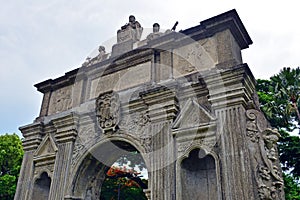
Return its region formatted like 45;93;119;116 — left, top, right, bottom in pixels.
15;10;285;200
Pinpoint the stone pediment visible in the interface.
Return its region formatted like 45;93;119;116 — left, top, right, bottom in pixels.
173;98;215;129
34;134;58;159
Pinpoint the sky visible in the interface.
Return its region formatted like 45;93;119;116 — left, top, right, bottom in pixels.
1;0;300;136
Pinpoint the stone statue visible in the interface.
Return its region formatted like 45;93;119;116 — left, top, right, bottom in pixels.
117;15;143;43
146;23;163;41
121;15;142;30
82;57;91;67
94;45;108;62
82;46;108;67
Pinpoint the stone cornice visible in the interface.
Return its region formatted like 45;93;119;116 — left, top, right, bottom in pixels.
148;9;252;51
34;68;79;93
203;64;256;109
52;112;79;143
140;84;179;122
19;122;43;151
182;9;252;49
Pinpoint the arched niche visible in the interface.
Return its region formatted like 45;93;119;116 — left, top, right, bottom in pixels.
32;172;51;200
180;148;218;200
70;138;149;199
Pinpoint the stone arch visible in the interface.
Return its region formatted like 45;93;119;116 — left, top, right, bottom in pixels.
69;136;149;199
177;146;221;200
32;171;52;200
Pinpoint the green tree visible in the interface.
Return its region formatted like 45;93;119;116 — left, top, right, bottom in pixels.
256;67;300;199
283;173;300;200
0;134;24;200
100;166;147;200
257;67;300;132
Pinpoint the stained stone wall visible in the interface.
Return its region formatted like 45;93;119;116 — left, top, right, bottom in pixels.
15;9;285;200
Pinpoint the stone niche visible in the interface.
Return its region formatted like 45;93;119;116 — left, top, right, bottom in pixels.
32;172;52;200
180;149;218;200
16;9;285;200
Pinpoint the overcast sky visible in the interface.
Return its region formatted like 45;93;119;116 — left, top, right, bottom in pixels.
1;0;299;135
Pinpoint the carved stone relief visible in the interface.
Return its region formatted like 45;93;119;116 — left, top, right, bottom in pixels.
119;110;152;152
34;165;54;180
246;109;284;200
173;38;217;77
71;140;85;168
49;87;72;114
96;91;120;132
90;62;151;99
140;136;152;153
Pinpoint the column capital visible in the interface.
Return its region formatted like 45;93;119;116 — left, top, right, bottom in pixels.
203;64;256;109
19;122;43;151
52;112;79;143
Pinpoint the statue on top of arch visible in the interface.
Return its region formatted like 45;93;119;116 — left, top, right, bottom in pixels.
117;15;143;43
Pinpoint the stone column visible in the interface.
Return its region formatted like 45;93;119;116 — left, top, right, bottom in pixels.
14;123;43;200
205;64;256;200
48;113;78;200
141;86;178;200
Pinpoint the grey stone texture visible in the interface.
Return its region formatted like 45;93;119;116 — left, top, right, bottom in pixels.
15;9;285;200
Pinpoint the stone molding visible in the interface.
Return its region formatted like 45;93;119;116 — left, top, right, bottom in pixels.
139;85;179;122
19;122;43;151
33;134;58;164
52;112;79;143
205;64;256;109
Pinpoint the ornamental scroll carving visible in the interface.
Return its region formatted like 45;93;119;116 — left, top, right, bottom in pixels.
246;109;284;200
119;111;152;152
96;91;120;132
119;111;151;135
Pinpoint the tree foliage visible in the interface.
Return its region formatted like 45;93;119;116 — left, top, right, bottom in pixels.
257;67;300;176
100;166;147;200
0;133;24;200
257;67;300;132
256;67;300;198
283;173;300;200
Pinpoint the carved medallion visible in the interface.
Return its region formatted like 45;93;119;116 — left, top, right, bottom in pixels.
96;91;120;132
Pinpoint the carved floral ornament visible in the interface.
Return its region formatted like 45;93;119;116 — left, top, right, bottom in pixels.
96;91;120;132
246;109;284;200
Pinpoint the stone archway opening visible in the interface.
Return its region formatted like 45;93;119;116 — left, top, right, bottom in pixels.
72;140;148;200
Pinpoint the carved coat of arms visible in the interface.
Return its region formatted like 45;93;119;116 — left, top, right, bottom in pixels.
96;91;120;132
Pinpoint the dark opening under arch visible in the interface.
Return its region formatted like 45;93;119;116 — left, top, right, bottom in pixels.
32;172;51;200
71;139;148;199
